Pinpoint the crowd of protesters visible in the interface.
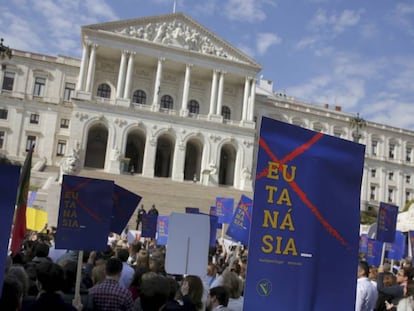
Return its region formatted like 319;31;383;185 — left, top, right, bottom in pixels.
357;255;414;311
0;225;247;311
6;224;414;310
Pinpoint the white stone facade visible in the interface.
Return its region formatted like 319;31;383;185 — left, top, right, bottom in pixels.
0;13;413;210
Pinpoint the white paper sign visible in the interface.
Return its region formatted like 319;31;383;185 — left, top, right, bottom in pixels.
165;213;210;276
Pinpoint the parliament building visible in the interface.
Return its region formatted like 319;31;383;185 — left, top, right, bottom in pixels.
1;13;413;212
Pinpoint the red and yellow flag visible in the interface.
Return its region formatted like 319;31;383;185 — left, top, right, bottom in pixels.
10;144;34;256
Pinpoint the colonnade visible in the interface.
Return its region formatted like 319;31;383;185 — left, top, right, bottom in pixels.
76;41;256;122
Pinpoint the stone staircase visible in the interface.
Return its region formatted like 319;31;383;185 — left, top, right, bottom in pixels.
33;167;253;229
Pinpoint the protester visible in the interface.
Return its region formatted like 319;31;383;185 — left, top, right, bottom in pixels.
22;262;77;310
116;248;135;288
148;204;159;216
0;276;23;311
207;286;231;311
61;260;89;307
385;279;414;311
221;270;244;311
128;240;142;265
139;273;170;311
355;261;377;311
136;205;146;230
376;272;398;311
180;275;204;311
378;266;414;307
86;257;134;311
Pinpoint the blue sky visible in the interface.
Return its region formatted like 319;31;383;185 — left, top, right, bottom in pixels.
1;0;414;130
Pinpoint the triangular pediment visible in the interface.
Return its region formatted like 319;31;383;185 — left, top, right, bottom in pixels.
83;13;260;68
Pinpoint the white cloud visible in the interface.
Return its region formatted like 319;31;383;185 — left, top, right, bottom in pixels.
309;9;362;35
364;99;414;130
256;33;281;55
392;3;414;36
295;36;318;50
223;0;271;23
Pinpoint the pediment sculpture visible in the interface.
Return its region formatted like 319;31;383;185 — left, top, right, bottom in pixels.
114;19;240;61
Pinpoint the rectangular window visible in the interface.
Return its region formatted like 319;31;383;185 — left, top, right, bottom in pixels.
370;186;376;200
56;140;66;156
388;188;394;203
30;113;39;124
60;118;70;129
26;135;36;151
407;175;411;184
0;131;4;149
407;147;412;162
2;71;15;91
388;172;394;181
406;191;411;203
33;77;46;96
389;144;395;159
371;169;376;178
371;141;377;156
0;108;7;119
64;82;75;101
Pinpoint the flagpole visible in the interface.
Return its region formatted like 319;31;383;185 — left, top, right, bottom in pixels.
173;0;176;13
380;243;386;266
73;250;84;310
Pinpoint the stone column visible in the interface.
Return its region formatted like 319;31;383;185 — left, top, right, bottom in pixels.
152;57;164;110
180;63;192;116
381;168;387;202
85;44;97;93
123;52;135;99
242;76;250;121
209;70;218;115
142;135;157;178
248;78;256;121
116;51;128;98
216;71;225;115
171;142;185;181
76;43;90;91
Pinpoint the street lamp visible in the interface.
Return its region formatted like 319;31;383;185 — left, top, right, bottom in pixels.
0;38;12;59
350;112;366;142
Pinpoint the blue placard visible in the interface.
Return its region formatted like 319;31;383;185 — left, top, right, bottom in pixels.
209;215;218;247
185;207;200;214
0;165;20;293
215;197;234;224
55;175;114;251
387;231;405;260
141;214;158;238
111;184;142;234
226;195;253;246
359;234;368;254
376;202;398;243
210;206;222;229
244;117;365;310
366;238;383;266
157;216;169;245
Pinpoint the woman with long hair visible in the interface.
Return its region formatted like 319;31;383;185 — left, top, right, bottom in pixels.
180;275;204;311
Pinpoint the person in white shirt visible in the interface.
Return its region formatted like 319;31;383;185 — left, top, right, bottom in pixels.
356;261;378;311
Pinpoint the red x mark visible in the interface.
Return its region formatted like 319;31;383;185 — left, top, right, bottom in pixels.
256;133;351;249
239;197;253;223
217;199;233;217
62;179;104;223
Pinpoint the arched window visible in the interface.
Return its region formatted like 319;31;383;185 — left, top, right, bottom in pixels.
97;83;111;98
132;90;147;104
222;105;231;120
161;95;174;109
188;100;199;114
